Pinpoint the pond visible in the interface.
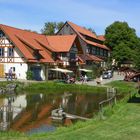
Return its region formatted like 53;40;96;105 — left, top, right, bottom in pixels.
0;91;118;134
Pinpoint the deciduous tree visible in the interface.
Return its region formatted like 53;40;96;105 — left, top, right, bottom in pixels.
105;21;140;66
41;22;64;35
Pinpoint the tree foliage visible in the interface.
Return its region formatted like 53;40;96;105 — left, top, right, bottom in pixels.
134;39;140;70
41;22;64;35
57;22;64;31
105;21;140;66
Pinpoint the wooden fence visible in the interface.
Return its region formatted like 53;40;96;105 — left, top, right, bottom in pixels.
99;87;117;119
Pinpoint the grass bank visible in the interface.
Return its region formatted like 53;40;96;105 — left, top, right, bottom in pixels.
106;80;137;94
32;98;140;140
20;81;106;94
0;81;106;94
0;81;139;140
0;80;136;95
29;81;139;140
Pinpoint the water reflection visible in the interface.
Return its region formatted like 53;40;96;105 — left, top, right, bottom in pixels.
0;92;107;133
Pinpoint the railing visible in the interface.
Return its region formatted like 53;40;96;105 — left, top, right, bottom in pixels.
99;87;117;119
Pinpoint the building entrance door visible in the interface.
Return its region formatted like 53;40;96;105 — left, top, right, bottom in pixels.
31;66;42;81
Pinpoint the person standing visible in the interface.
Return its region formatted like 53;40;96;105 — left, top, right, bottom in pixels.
84;74;88;83
100;76;103;84
8;67;12;81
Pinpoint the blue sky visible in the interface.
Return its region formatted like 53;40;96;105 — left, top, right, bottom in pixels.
0;0;140;36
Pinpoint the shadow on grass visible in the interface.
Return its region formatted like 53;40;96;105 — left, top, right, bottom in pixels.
128;95;140;103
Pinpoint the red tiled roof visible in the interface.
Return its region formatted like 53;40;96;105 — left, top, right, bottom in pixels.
0;24;77;63
0;24;54;62
98;35;105;41
67;21;109;51
85;39;110;50
0;24;34;60
35;37;56;52
86;54;103;62
78;54;103;62
46;35;77;52
77;56;85;64
39;50;54;63
67;21;97;39
55;59;64;64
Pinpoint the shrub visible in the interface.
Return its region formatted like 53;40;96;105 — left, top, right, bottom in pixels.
26;70;33;80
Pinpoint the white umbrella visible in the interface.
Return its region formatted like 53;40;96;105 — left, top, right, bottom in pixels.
79;68;92;72
50;68;73;73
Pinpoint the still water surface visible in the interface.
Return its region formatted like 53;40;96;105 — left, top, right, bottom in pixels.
0;92;107;133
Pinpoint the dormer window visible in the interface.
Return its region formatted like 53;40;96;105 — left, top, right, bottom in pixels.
0;30;4;38
34;50;42;60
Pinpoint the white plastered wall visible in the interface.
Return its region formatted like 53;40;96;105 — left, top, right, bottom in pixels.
1;38;28;80
5;63;28;79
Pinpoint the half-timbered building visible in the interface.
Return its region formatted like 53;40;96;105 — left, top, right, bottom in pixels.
0;24;81;80
57;21;110;67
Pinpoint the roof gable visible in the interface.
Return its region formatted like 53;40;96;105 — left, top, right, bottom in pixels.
46;35;77;52
67;21;97;39
66;21;109;51
0;24;54;62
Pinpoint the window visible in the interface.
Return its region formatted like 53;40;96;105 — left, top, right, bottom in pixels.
0;48;4;57
89;47;92;54
8;48;14;57
12;67;15;72
70;53;76;59
100;49;103;56
103;50;108;57
92;47;96;55
61;53;67;57
86;46;91;54
0;30;4;37
96;47;100;55
0;33;3;37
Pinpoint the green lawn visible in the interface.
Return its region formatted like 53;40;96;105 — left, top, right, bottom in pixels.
32;102;140;140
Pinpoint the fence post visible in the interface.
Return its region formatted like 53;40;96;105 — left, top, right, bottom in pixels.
99;103;103;120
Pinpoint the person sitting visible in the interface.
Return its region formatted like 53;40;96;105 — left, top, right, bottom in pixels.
69;76;75;83
66;74;70;83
